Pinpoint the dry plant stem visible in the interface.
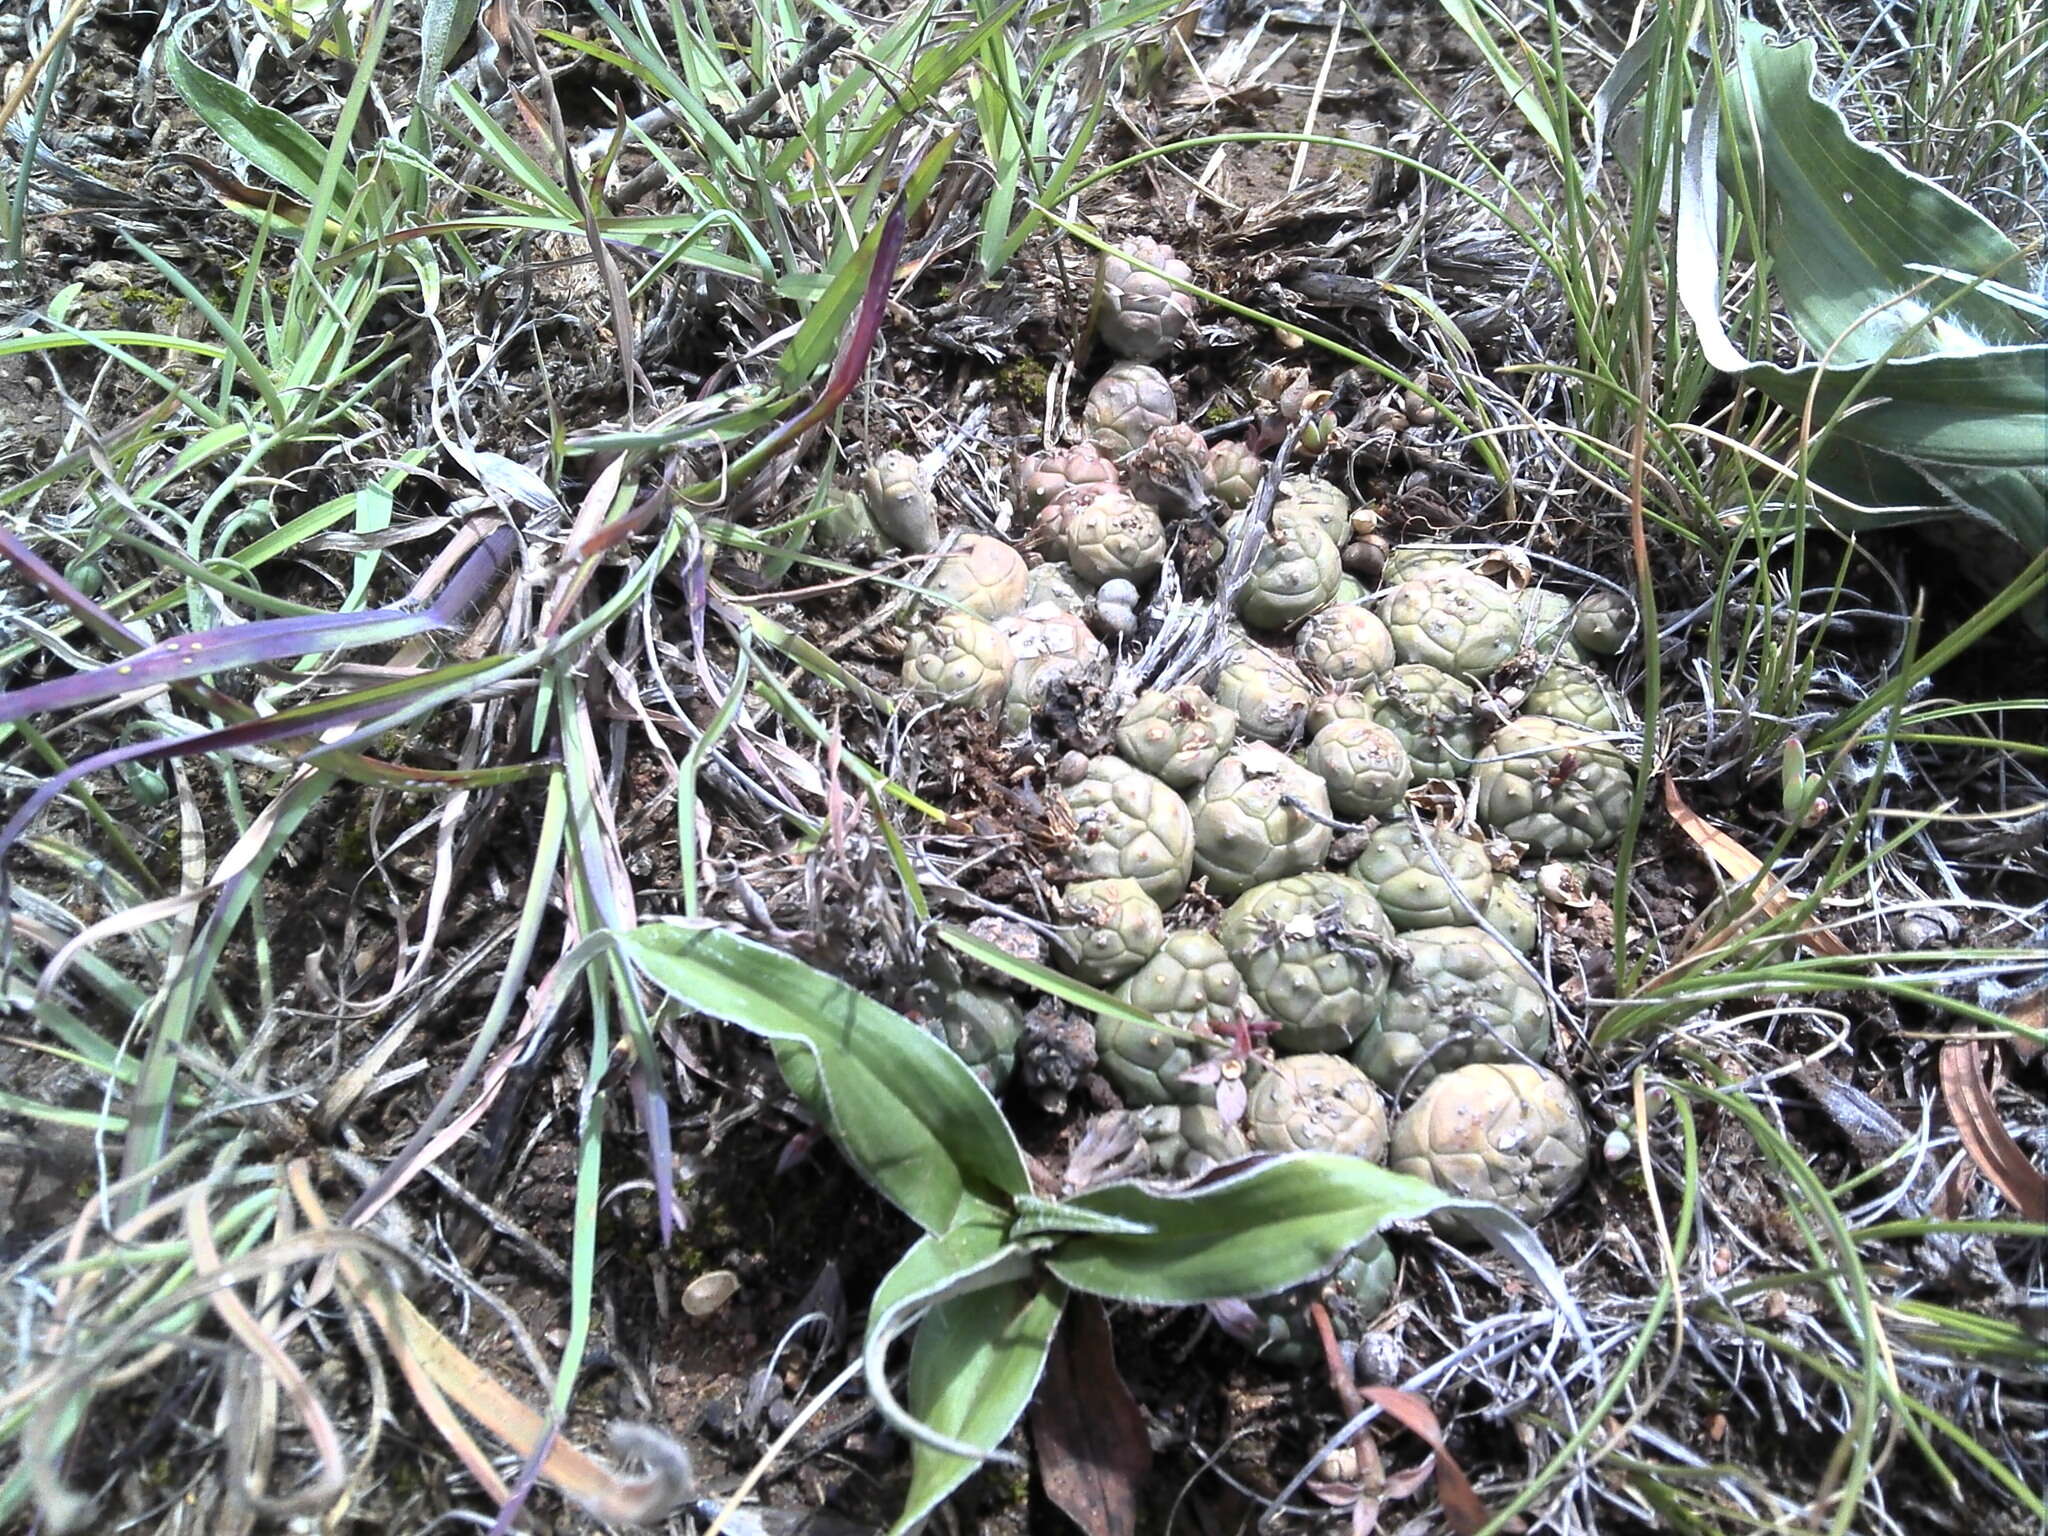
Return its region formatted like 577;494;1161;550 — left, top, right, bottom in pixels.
701;1352;868;1536
1591;1071;1688;1456
287;1162;689;1525
1311;1297;1369;1424
184;1186;349;1517
0;0;91;142
1610;290;1659;978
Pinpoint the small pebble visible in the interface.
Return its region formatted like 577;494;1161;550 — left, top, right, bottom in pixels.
682;1269;740;1318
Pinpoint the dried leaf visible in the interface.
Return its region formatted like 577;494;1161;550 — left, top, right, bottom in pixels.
286;1163;689;1525
1359;1388;1498;1536
1662;776;1850;959
1939;1039;2048;1221
1031;1295;1151;1536
2007;987;2046;1064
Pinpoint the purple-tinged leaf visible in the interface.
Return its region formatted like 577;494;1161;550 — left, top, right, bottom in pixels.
0;526;151;651
737;202;908;472
1;655;510;887
0;528;516;727
628;1064;681;1246
0;612;442;725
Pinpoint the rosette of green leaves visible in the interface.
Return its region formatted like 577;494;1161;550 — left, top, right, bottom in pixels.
624;921;1578;1535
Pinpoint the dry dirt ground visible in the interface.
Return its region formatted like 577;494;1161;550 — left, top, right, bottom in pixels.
2;0;2044;1532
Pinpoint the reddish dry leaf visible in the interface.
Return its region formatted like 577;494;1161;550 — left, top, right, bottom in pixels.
2008;988;2046;1065
1031;1295;1151;1536
1662;777;1851;960
1939;1038;2048;1222
1360;1387;1502;1536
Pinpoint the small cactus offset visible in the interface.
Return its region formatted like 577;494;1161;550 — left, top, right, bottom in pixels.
1215;1235;1397;1366
1243;1053;1390;1160
916;981;1025;1095
1218;872;1399;1052
1471;715;1633;855
1480;876;1541;953
1347;822;1496;931
1232;508;1343;632
923;533;1029;619
1295;601;1397;688
1516;585;1588;663
1116;685;1239;789
1213;641;1313;745
1083;362;1179;458
1097;238;1199;361
1571;588;1633;656
861;449;939;553
903;611;1014;708
1053;877;1168;984
999;605;1108;733
1520;663;1624;732
1186;742;1335;897
1126;423;1213;519
1382;569;1522;680
1112;930;1249;1037
1352;924;1551;1092
1015;442;1119;514
1304;718;1414;819
1065;488;1169;588
1203;440;1264;510
1389;1063;1589;1237
1059;754;1196;904
1360;663;1483;781
1134;1102;1251;1179
1273;475;1353;546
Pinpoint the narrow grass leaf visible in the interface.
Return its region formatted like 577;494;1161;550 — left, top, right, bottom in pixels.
936;925;1157;1028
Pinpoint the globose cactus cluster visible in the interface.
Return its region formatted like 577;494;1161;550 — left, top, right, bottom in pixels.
850;240;1635;1365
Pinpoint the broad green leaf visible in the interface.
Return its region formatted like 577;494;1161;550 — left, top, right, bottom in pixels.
166;37;357;208
1671;20;2048;571
1716;23;2032;363
1048;1153;1452;1303
1006;1194;1155;1244
622;921;1029;1234
892;1276;1066;1536
868;1200;1014;1330
1742;346;2048;470
1053;1154;1590;1347
860;1224;1038;1471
